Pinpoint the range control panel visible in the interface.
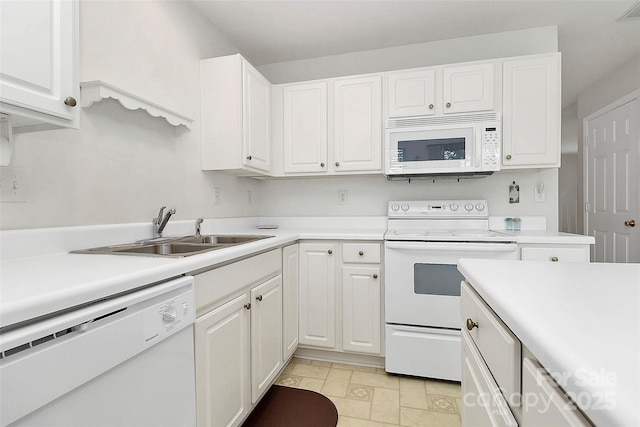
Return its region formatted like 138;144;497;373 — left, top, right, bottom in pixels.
388;200;489;218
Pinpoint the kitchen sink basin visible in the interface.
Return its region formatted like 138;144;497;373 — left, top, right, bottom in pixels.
71;234;273;258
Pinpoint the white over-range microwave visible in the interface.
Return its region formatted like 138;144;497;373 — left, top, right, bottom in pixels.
385;113;501;179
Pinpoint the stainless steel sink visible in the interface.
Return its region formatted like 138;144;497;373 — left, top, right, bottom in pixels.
72;234;273;258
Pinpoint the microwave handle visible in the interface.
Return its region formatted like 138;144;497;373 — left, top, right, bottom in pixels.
385;241;516;252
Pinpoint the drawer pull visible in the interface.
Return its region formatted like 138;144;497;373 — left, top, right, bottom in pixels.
466;318;478;331
551;256;559;262
256;295;263;302
359;251;364;256
373;274;378;279
328;249;333;255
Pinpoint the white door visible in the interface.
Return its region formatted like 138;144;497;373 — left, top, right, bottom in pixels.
387;68;436;118
250;275;283;403
195;294;251;427
0;0;78;122
242;60;271;172
298;242;336;348
333;75;382;172
342;265;381;354
283;82;328;173
585;92;639;263
442;62;495;114
282;244;299;360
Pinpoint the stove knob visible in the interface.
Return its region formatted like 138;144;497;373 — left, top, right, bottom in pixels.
401;204;410;211
464;203;474;211
449;204;459;211
391;203;400;211
475;203;485;211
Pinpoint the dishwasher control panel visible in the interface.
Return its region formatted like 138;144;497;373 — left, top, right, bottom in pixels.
145;286;195;344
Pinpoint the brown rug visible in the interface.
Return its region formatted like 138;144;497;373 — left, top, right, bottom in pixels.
242;385;338;427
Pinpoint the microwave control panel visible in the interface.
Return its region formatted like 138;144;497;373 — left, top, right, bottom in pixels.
481;121;501;171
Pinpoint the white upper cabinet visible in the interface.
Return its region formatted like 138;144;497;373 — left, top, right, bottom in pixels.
282;81;328;173
333;75;382;172
387;69;437;118
275;74;382;176
386;60;496;119
201;54;271;175
501;53;561;169
442;62;495;114
0;0;79;131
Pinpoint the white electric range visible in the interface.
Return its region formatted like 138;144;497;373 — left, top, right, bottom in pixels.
384;200;517;381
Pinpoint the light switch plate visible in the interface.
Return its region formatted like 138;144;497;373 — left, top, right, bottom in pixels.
0;167;28;203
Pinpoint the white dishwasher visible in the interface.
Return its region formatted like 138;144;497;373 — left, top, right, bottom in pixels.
0;275;196;427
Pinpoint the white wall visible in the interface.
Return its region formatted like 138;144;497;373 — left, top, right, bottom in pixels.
576;54;640;233
1;0;263;229
257;26;561;231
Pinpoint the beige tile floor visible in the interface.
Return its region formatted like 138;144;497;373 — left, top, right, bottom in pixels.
275;357;462;427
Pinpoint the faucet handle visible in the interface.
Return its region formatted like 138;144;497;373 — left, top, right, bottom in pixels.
156;206;166;224
195;218;203;236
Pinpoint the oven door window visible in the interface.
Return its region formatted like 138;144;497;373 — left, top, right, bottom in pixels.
414;263;463;297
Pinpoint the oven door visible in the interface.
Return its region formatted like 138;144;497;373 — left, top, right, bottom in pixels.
384;241;517;329
385;124;480;175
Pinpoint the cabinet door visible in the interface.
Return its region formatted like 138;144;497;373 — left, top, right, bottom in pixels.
195;293;251;427
282;244;299;360
333;75;382;172
502;53;561;168
342;266;381;354
0;0;78;126
298;242;337;348
250;275;283;403
283;82;328;173
242;60;271;172
443;62;495;114
461;331;517;427
387;68;436;118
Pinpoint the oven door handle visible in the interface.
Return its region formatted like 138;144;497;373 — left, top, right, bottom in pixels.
385;241;517;252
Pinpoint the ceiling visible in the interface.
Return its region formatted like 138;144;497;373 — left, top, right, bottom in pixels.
190;1;640;108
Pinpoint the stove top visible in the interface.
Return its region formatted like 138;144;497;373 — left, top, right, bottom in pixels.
385;200;515;243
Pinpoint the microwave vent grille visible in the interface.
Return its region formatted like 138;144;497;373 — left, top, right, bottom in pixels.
386;112;499;129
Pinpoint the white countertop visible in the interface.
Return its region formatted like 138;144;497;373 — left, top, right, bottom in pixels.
457;258;640;427
499;230;595;245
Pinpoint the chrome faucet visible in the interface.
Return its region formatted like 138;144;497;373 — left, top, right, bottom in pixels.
195;218;203;237
152;206;176;239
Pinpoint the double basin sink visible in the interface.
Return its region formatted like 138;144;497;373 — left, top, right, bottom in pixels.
72;234;273;258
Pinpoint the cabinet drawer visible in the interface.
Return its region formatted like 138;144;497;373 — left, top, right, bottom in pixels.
342;243;381;263
462;331;517;427
461;281;521;404
521;246;589;262
522;357;591;426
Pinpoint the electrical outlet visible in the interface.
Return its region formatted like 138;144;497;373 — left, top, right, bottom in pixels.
338;190;348;205
0;167;28;203
213;187;220;205
534;185;546;203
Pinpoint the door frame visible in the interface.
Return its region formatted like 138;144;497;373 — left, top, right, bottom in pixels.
583;88;640;260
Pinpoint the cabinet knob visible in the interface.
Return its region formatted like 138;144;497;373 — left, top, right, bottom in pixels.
445;102;451;108
246;155;252;160
320;162;325;167
256;295;263;302
335;162;340;167
373;274;378;279
428;104;434;110
244;303;251;310
64;96;77;107
466;318;478;331
551;256;559;262
328;249;333;255
506;154;512;160
358;251;364;256
624;219;636;227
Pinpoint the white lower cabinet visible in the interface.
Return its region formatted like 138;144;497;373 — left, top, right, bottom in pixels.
519;245;590;262
462;280;593;426
298;241;382;356
282;244;299;360
193;249;284;427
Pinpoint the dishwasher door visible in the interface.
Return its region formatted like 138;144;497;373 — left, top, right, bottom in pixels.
0;276;196;427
